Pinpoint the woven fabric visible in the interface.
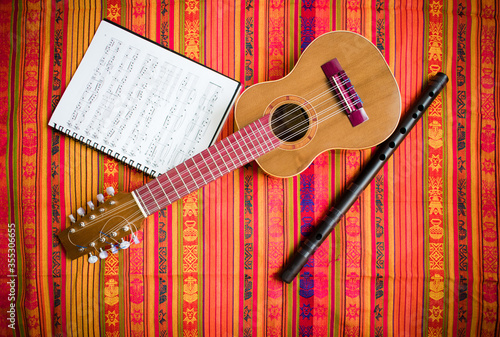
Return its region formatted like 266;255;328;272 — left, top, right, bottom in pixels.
0;1;499;336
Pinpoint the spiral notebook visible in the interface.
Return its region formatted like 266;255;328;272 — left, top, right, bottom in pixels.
49;19;241;177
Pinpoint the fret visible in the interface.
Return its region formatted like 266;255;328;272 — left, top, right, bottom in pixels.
214;142;231;172
257;119;279;150
207;146;226;176
238;127;257;160
248;122;267;156
199;151;217;181
163;171;181;200
187;156;208;185
180;161;200;191
220;138;238;170
173;166;191;194
156;178;172;205
225;134;245;167
254;121;272;153
145;183;161;210
133;114;280;214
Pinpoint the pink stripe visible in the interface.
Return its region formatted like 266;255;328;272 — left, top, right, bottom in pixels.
451;13;460;337
253;0;259;86
384;0;389;63
169;1;174;49
370;173;377;335
371;2;376;46
59;110;67;335
166;1;175;336
382;5;390;334
292;176;299;336
238;167;244;336
207;184;212;333
167;208;173;335
383;164;389;336
226;174;231;335
154;214;159;337
293;2;299;63
240;0;245;84
329;152;336;335
252;162;258;336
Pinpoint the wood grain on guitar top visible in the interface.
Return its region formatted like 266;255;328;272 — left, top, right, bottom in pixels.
234;31;401;178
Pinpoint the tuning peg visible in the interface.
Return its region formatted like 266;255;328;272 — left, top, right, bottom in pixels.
131;233;140;244
99;248;108;259
68;214;76;223
77;207;86;216
119;239;130;250
106;186;115;196
88;253;98;264
87;201;95;210
97;194;105;203
110;244;118;254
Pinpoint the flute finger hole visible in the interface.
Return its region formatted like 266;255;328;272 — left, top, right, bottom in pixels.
316;234;322;240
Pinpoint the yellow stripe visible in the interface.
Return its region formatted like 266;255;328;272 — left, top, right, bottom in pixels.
469;0;481;332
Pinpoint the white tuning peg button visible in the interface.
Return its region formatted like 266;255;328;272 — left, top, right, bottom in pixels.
111;244;118;254
119;239;130;250
99;248;108;259
97;194;105;203
68;214;76;223
131;233;140;244
106;186;115;196
77;207;86;216
87;201;95;210
88;253;98;264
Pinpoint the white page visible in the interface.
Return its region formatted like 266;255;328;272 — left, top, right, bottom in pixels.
49;20;240;177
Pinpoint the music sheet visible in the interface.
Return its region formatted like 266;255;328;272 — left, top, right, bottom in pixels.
49;20;241;177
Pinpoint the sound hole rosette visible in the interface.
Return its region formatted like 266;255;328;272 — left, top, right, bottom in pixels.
264;95;317;150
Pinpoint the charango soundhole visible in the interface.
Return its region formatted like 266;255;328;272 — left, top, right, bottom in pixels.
266;95;317;150
271;103;309;142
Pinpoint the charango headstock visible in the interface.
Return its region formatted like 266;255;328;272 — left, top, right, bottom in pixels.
58;187;146;262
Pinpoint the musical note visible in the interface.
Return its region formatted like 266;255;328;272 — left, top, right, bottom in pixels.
49;20;240;177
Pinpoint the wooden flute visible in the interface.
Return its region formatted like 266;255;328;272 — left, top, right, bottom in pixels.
281;72;449;284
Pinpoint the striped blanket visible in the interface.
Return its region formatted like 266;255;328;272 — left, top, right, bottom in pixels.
0;1;498;336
